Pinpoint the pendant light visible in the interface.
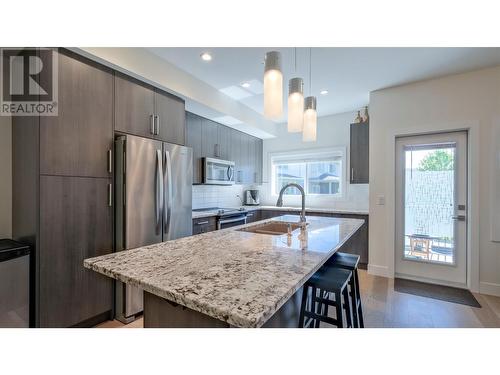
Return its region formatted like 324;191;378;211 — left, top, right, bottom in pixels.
288;48;304;132
263;51;283;119
303;48;317;142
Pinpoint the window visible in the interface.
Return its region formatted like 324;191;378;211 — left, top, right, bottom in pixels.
271;149;345;197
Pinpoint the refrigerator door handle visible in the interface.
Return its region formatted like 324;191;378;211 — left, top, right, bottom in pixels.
164;150;173;240
156;149;164;233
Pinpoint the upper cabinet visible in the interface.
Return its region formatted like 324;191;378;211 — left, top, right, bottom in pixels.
186;112;203;184
115;73;185;145
186;112;263;185
201;118;219;158
350;121;369;184
40;50;113;178
154;90;185;145
115;73;155;139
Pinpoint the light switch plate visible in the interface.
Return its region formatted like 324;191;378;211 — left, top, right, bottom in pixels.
377;195;386;205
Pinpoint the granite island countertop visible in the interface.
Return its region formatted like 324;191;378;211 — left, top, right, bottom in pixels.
84;215;364;328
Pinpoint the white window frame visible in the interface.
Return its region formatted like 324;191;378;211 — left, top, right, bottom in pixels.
269;147;347;200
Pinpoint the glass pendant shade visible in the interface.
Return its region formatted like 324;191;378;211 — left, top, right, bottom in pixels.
287;77;304;132
263;51;283;119
303;96;317;142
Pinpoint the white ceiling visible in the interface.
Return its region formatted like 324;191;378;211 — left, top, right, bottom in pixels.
148;47;500;122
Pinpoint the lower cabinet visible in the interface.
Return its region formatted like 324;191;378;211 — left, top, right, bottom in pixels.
245;210;261;223
39;176;113;327
192;217;217;235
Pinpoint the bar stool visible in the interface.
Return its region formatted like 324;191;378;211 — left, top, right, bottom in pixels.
326;252;364;328
298;266;354;328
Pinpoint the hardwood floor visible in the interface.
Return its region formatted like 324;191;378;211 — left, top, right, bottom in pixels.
95;270;500;328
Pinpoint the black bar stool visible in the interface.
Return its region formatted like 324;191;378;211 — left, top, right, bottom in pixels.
298;266;354;328
326;252;364;328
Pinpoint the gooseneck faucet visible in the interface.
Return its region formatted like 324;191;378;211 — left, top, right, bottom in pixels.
276;183;306;224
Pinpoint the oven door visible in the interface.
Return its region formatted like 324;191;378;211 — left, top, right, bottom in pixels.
218;215;247;230
204;158;235;185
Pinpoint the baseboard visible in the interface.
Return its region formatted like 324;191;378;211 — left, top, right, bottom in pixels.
367;264;390;278
479;281;500;297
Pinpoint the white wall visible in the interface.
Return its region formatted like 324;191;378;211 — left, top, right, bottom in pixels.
0;115;12;238
260;111;369;212
192;184;250;209
369;65;500;296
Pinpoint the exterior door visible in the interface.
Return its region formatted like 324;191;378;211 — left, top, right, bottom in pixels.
395;131;467;286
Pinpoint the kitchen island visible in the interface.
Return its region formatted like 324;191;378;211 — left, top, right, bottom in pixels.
84;215;364;328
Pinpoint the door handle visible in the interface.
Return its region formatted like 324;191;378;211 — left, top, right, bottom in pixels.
452;215;466;221
108;183;112;207
155;115;160;136
150;115;155;135
156;150;164;233
164;150;173;239
107;149;112;174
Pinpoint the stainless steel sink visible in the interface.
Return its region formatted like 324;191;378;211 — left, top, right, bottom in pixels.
238;221;307;235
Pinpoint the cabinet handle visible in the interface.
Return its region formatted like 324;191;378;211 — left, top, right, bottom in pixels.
108;183;112;207
195;221;209;225
150;115;155;135
155;115;160;135
351;167;354;182
247;213;254;217
107;149;112;174
215;144;220;158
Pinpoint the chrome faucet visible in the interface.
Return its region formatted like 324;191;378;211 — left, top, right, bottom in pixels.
276;183;306;224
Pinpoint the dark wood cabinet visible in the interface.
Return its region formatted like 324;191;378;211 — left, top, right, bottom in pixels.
186;112;263;185
201;118;219;158
245;210;261;223
192;217;217;235
231;129;243;183
154;90;185;145
39;176;113;327
40;50;113;178
186;112;203;184
217;125;232;160
114;73;155;138
350;122;369;184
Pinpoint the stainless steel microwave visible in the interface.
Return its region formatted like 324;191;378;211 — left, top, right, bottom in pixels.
203;157;235;185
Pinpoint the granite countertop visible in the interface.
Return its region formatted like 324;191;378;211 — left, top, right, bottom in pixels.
84;215;364;328
192;206;369;219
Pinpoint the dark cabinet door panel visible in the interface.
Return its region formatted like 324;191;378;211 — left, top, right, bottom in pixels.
155;91;185;145
230;129;242;183
39;176;113;327
115;73;155;138
40;51;113;177
350;122;369;184
186;112;203;184
201;118;218;158
217;125;231;160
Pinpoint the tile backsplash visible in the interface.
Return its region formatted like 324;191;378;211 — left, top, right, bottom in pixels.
192;184;251;209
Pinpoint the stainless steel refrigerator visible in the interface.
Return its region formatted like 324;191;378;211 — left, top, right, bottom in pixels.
114;134;192;323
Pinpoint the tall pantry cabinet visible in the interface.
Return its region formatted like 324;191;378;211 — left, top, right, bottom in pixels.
12;49;114;327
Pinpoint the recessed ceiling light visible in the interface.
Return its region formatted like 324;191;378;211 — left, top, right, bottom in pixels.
200;52;212;61
241;82;251;88
320;90;329;95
